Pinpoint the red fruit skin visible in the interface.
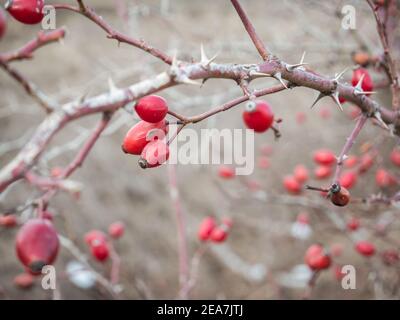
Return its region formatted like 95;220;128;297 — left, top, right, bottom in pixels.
210;227;228;243
135;95;168;123
0;8;7;39
375;168;395;188
330;186;350;207
198;216;216;241
390;148;400;167
339;96;346;104
108;221;125;239
304;244;331;271
91;240;110;262
283;176;301;194
359;153;374;173
122;120;167;155
294;165;309;184
218;165;235;179
347;217;360;231
139;140;169;168
5;0;44;25
352;68;374;94
313;150;336;166
16;219;59;274
14;273;34;289
339;171;357;189
243;101;274;133
344;155;358;168
0;214;18;227
355;241;375;257
84;230;107;246
314;165;332;180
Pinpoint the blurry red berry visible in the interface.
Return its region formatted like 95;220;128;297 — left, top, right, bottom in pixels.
108;221;125;239
0;214;18;227
283;176;302;194
198;216;216;241
390;148;400;167
375;168;395;188
314;165;332;180
210;227;228;243
359;153;374;173
242;100;274;133
352;68;373;94
313;149;336;166
14;273;34;289
330;184;350;207
91;240;110;262
339;96;346;104
339;171;357;189
0;8;7;39
16;219;59;274
84;230;107;246
333;265;345;281
355;241;375;257
344;155;358;168
139;140;169;169
347;217;360;231
304;244;331;271
5;0;44;25
294;164;309;184
122;120;167;155
218;165;235;179
135;95;168;123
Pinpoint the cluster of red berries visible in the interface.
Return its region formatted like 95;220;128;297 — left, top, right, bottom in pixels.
242;100;274;133
198;216;233;243
122;95;170;169
84;221;125;262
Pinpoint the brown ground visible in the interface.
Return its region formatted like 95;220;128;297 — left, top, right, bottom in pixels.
0;0;399;299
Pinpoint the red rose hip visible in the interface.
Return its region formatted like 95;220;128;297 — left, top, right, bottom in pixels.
304;244;331;271
0;8;6;40
198;216;216;241
139;140;169;169
135;95;168;123
5;0;45;25
242;100;274;133
108;221;125;239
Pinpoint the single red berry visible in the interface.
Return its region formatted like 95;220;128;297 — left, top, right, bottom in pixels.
314;165;332;180
355;241;375;257
375;168;395;188
122;120;167;155
135;95;168;123
0;214;18;227
198;216;216;241
139;140;169;169
84;230;107;246
339;96;346;104
330;184;350;207
347;217;360;231
242;100;274;133
313;149;336;166
210;227;228;243
339;171;357;189
14;273;34;289
381;249;399;266
218;165;235;179
352;68;373;94
5;0;45;25
296;212;309;224
296;112;306;124
108;221;125;239
257;156;269;169
91;240;110;262
283;176;302;194
390;148;400;167
294;164;309;184
16;219;59;274
304;244;331;271
0;8;7;39
344;155;358;168
359;153;374;173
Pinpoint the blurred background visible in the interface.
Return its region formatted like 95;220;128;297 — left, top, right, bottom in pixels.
1;0;399;299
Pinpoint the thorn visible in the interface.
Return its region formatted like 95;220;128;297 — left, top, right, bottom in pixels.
373;111;389;130
200;78;209;88
331;91;344;111
273;72;288;89
333;67;349;82
249;71;272;78
180;76;202;86
200;44;218;67
286;51;308;72
354;90;376;96
108;77;118;93
310;92;326;109
354;73;365;91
